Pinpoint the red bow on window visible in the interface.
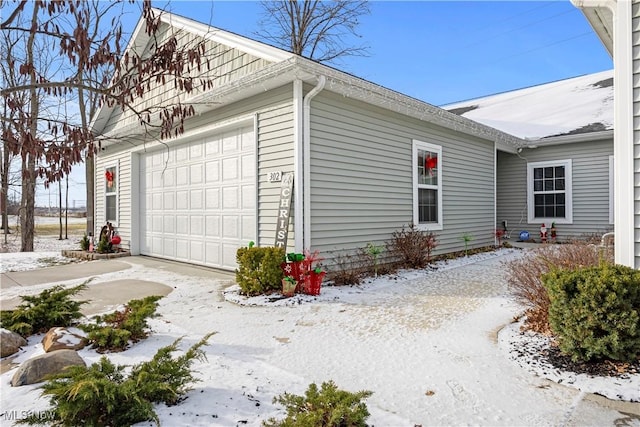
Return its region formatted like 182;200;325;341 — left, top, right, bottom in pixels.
425;155;437;176
425;156;437;170
105;170;114;188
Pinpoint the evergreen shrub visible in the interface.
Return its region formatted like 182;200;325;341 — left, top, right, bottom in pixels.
236;246;285;295
0;283;88;337
544;264;640;362
23;334;213;426
96;235;111;253
80;234;90;251
82;295;162;352
263;380;372;427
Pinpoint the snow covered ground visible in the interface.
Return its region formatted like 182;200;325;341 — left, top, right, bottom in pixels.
1;238;638;426
0;216;85;272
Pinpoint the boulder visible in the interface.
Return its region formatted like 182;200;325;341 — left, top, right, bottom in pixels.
1;328;27;357
11;350;85;386
41;327;87;353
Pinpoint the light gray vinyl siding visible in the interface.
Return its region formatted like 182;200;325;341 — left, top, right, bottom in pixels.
96;84;295;252
634;0;640;268
256;96;295;252
496;138;613;241
103;23;273;133
308;90;495;260
95;151;133;250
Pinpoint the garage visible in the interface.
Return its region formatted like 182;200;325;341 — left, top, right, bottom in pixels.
139;125;256;270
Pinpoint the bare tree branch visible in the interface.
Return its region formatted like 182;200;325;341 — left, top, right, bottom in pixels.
1;0;216;250
256;0;370;64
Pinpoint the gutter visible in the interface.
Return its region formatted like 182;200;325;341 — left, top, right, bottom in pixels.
523;130;613;147
300;75;326;252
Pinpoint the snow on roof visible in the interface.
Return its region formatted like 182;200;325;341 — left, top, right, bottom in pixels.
443;70;613;140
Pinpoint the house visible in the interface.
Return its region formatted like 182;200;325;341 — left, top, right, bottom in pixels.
90;9;526;270
444;70;614;242
572;0;638;269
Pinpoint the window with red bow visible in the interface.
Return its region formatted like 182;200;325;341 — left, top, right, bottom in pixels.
105;166;118;223
414;141;442;230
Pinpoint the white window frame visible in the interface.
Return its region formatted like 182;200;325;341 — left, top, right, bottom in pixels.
104;163;119;226
527;159;573;224
413;140;443;231
609;155;614;225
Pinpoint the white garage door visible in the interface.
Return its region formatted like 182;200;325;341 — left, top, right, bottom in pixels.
140;126;256;270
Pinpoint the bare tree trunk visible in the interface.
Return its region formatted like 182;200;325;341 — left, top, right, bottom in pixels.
20;2;39;252
65;174;68;239
1;145;9;242
85;150;94;237
58;180;62;240
20;154;35;251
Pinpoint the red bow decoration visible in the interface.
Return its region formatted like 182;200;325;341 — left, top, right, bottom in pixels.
105;170;114;188
425;155;437;176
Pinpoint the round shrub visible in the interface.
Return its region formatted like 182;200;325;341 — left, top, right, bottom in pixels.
263;380;372;427
236;246;285;295
543;264;640;362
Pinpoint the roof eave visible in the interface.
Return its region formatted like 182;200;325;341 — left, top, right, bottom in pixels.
152;8;293;63
105;56;525;152
95;11;525;151
571;0;614;56
528;129;613;147
292;58;526;151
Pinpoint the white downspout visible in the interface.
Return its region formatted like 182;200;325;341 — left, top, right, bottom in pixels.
301;75;326;251
293;80;304;252
494;140;497;247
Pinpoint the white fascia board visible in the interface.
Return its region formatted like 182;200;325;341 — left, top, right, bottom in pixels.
525;130;614;147
154;8;293;63
572;0;615;56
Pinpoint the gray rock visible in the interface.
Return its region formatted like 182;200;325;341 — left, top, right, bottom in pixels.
1;328;27;357
11;350;85;386
41;327;87;353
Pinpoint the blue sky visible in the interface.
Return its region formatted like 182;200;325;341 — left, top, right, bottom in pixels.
38;0;612;208
149;0;612;106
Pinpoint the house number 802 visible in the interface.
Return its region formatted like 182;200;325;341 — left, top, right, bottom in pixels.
268;171;282;182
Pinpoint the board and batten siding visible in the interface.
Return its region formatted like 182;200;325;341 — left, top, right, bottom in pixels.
96;84;296;253
308;90;496;259
496;138;613;241
102;23;273;134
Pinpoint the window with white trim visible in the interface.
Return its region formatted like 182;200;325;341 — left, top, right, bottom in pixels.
527;159;572;224
413;140;442;230
104;165;118;224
